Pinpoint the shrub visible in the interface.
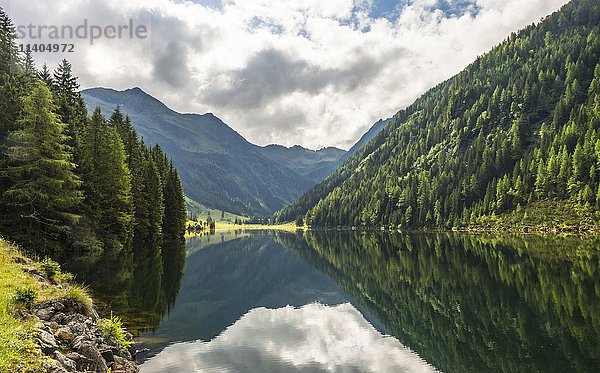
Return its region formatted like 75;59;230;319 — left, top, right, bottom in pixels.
97;313;132;351
13;287;37;310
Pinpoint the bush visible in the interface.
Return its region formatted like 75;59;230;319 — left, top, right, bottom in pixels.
13;287;37;310
97;313;132;351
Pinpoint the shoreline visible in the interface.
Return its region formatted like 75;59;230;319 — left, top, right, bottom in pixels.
0;239;138;373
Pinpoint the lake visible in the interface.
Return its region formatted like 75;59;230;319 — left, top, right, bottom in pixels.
63;231;600;372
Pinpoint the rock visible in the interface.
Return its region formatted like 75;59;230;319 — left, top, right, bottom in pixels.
68;321;86;335
42;358;68;373
53;351;76;371
50;312;67;324
100;348;115;363
65;351;94;371
64;313;86;325
78;341;109;373
46;321;61;330
38;330;58;354
113;355;140;373
35;307;55;321
71;335;88;350
55;327;76;343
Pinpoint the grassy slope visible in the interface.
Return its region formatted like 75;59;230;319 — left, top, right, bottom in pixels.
186;197;249;223
0;239;93;372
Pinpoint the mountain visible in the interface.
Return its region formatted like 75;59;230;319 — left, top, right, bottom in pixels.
340;118;388;162
260;145;346;183
276;0;600;229
82;87;342;216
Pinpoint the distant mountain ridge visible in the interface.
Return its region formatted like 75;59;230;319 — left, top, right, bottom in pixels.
81;87;357;215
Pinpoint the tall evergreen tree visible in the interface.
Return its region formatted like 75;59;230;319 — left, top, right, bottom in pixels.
79;107;133;247
162;162;187;239
52;59;87;152
0;7;22;139
38;63;54;88
1;82;82;250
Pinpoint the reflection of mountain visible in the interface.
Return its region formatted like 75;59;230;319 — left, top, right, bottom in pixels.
137;234;352;358
142;303;435;373
278;232;600;373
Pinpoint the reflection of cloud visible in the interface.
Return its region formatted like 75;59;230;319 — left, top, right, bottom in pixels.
141;303;436;372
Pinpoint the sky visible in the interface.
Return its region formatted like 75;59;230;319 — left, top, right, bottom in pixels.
3;0;570;150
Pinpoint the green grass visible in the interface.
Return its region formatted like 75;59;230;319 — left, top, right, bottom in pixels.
0;240;47;371
97;312;132;352
63;286;94;317
0;239;95;371
185;197;249;223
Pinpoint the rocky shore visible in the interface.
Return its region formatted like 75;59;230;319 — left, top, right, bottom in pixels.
33;299;138;373
9;257;140;373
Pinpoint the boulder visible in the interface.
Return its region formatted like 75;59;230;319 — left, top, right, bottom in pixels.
78;341;109;373
53;351;76;371
38;330;58;354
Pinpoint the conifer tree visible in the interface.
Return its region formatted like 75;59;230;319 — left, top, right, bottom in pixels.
52;59;87;152
0;7;22;138
38;63;54;88
163;162;187;239
1;82;82;250
79;107;133;246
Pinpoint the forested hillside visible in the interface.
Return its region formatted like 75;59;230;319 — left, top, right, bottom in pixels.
277;0;600;230
0;9;186;254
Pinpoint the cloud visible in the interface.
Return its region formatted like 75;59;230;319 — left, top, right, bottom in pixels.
141;303;437;372
203;48;386;109
153;41;191;88
6;0;570;149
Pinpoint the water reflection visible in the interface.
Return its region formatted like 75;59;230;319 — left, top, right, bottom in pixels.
136;234;361;359
281;232;600;373
60;238;187;335
61;230;600;372
142;303;435;373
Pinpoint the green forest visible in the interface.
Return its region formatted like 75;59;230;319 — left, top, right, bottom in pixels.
276;0;600;231
0;8;187;255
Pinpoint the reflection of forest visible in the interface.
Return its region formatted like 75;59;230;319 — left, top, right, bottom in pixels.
61;238;187;335
277;232;600;373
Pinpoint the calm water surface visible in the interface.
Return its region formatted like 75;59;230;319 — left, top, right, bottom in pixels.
63;231;600;372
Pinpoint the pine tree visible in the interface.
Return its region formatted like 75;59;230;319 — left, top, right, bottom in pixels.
0;82;82;250
52;59;87;152
0;7;22;138
79;107;133;247
38;64;54;87
162;162;186;239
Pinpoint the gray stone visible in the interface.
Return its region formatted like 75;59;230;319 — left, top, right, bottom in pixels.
53;350;76;371
36;307;55;321
79;341;109;373
55;327;76;343
100;348;115;363
50;312;67;324
42;359;68;373
38;329;58;353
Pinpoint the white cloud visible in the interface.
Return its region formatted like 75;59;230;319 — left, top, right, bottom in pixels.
5;0;569;149
141;303;437;372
